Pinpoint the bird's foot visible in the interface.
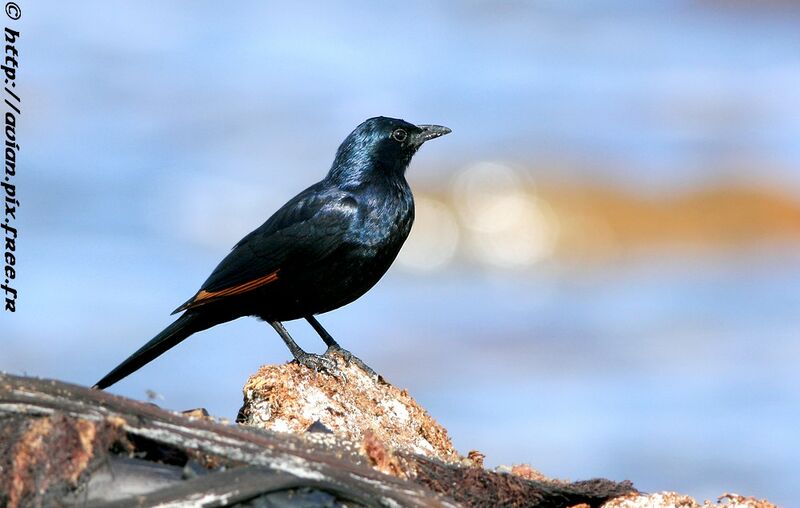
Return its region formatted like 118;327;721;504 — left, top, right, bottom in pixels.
324;345;378;379
293;352;343;379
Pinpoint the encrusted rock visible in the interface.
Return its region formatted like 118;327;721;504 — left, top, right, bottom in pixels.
237;352;459;463
602;492;778;508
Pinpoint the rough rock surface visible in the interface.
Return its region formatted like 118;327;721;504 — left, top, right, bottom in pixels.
237;352;459;463
601;492;777;508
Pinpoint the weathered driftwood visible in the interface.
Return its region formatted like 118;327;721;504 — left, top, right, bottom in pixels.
0;373;636;507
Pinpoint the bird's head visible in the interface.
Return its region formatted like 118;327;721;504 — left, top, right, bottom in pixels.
328;116;451;187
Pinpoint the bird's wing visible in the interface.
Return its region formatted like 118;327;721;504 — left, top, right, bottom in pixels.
172;183;358;314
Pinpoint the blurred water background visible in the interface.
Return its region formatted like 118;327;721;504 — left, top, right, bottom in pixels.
3;1;799;504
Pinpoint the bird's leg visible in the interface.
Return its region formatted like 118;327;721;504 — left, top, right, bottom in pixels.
305;315;340;349
269;321;341;377
305;315;378;378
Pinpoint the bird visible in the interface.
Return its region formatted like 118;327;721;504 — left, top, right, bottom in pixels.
93;116;451;389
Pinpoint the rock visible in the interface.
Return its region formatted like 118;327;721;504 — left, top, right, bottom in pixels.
237;351;460;463
508;463;553;483
602;492;778;508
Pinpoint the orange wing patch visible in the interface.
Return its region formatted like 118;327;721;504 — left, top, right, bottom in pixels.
172;270;279;314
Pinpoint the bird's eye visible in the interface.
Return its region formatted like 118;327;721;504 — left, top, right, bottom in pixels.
392;129;408;142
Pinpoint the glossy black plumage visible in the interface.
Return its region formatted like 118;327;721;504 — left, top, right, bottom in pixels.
94;117;450;389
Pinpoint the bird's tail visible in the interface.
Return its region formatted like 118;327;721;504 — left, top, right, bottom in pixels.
93;312;211;390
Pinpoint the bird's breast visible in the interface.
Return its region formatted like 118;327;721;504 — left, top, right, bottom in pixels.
348;189;414;254
274;186;413;317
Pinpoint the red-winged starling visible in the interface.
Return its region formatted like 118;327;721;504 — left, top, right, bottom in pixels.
94;117;451;389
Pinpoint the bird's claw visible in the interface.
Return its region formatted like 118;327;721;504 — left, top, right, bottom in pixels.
324;345;378;379
294;352;344;380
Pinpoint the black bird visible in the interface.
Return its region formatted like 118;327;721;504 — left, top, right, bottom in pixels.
94;117;451;389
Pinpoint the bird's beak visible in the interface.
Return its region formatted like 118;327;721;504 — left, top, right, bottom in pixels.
415;124;452;144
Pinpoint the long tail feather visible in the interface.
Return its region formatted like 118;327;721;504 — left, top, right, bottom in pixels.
93;312;210;390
